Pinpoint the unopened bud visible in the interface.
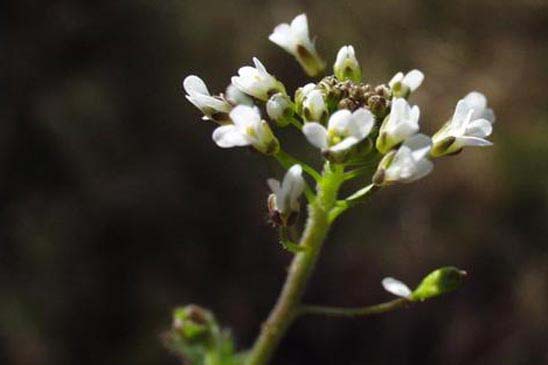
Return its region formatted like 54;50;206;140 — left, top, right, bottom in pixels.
172;305;215;343
372;150;396;186
295;83;316;116
334;45;362;83
411;267;467;301
367;95;389;119
302;89;328;123
266;93;294;127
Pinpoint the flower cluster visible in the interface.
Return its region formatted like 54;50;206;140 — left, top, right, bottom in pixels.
183;13;496;225
177;13;497;364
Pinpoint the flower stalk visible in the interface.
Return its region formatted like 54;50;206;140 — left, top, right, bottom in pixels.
244;163;344;365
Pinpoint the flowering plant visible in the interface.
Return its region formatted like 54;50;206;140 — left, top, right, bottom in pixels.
169;13;495;365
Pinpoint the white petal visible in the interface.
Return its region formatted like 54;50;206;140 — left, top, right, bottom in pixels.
269;23;293;50
237;66;259;79
305;90;325;118
183;75;210;96
463;91;487;111
185;95;206;111
192;93;231;112
407;158;434;182
328;109;352;131
212;125;250;148
466;118;493;138
226;84;253;106
282;165;305;211
290;14;309;41
456;136;493;147
450;100;472;132
404;133;432;161
267;178;281;195
483;108;496;124
382;277;412;298
330;136;359;152
335;45;350;65
229;105;261;128
253;57;268;76
349;108;375;139
300;83;316;97
302;123;328;149
389;72;404;88
403;70;424;92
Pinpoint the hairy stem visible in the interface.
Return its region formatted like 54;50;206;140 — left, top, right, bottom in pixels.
299;298;410;318
245;164;344;365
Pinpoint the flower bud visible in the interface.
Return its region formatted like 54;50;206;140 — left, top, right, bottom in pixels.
302;89;328;123
231;58;286;101
269;14;326;76
367;95;389;119
267;165;305;226
373;134;433;185
266;93;294;127
382;266;467;302
376;98;420;154
411;267;467;301
294;83;316;116
212;106;280;155
389;70;424;99
334;45;362;83
172;305;215;343
184;75;232;124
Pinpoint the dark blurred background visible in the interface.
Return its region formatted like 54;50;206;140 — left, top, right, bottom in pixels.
3;0;548;364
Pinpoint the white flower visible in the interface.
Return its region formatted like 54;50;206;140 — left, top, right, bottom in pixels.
389;69;424;98
225;83;254;106
269;13;326;76
267;165;305;225
231;58;286;102
376;98;420;154
333;45;361;82
212;105;279;155
431;93;494;157
302;89;327;123
374;134;434;185
382;277;412;299
303;108;375;156
461;91;495;123
266;93;293;126
183;75;232;123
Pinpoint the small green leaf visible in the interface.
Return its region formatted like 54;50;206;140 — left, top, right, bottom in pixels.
280;239;306;253
411;266;467;301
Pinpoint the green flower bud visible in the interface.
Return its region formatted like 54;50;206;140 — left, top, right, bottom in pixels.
266;93;294;127
172;305;216;344
411;267;467;301
334;45;362;83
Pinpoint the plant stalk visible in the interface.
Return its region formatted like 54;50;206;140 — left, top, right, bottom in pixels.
299;298;410;318
244;164;343;365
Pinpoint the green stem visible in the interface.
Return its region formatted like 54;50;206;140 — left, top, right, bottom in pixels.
276;150;321;182
299;298;410;318
245;163;344;365
288;116;303;130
